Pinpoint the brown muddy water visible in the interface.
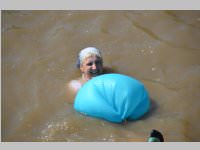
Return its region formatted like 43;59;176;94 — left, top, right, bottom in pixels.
2;10;200;142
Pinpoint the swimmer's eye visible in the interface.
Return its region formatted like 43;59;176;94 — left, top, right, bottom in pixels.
86;60;102;66
86;62;93;66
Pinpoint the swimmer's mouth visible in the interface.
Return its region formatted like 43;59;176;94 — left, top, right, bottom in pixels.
89;70;100;76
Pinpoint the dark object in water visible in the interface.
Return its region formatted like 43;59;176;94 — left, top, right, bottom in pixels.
147;129;164;142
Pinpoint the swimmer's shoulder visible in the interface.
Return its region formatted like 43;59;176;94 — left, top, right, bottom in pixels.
66;79;82;104
67;78;82;93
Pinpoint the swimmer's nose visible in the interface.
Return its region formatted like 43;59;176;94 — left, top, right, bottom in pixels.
92;64;97;70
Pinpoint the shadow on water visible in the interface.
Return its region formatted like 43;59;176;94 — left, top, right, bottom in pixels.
103;66;118;74
141;98;158;120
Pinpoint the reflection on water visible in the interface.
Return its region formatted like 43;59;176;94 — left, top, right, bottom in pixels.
2;10;200;142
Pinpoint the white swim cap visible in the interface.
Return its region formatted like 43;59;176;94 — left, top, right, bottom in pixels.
76;47;102;68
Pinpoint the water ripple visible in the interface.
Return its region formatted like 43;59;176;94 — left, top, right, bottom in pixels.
124;14;200;51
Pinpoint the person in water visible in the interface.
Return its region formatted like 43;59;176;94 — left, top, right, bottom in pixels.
66;47;164;142
66;47;104;103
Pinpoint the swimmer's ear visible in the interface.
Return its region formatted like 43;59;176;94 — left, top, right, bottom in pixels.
80;64;85;73
100;58;103;65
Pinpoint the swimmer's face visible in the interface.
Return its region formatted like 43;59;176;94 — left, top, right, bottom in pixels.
80;55;103;79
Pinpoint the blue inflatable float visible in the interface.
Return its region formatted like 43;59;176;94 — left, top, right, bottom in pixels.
74;73;150;123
